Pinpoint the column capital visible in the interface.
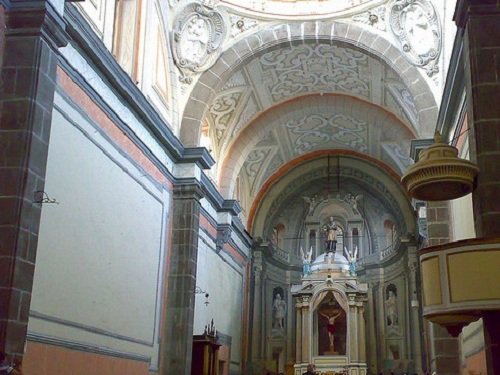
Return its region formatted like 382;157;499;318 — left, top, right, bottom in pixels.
454;0;500;28
173;180;205;201
4;0;68;49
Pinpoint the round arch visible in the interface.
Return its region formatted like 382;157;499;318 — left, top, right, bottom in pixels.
180;20;438;146
219;93;415;199
247;150;416;240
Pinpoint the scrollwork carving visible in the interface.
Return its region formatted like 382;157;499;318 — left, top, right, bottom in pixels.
389;0;441;76
172;2;227;83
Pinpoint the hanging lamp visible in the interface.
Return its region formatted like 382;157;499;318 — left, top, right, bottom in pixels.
401;132;479;201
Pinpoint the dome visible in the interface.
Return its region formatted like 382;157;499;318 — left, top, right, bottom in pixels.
310;251;350;273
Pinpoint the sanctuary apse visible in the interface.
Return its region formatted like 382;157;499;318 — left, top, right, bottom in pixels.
0;0;499;375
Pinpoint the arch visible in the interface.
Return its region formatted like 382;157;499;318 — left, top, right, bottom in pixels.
218;93;415;199
247;150;416;239
180;20;438;146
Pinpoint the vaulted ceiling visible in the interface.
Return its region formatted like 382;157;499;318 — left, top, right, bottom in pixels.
180;20;438;229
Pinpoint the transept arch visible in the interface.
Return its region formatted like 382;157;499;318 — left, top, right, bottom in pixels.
219;94;415;199
180;20;438;147
247;151;416;257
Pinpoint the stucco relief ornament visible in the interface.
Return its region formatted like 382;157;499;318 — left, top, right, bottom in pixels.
172;2;226;83
389;0;441;76
351;6;386;31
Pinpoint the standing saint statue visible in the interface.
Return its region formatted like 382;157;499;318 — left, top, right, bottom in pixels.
319;309;341;352
385;286;398;327
273;293;287;329
323;217;338;252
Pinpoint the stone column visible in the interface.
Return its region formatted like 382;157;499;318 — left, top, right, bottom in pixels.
295;300;302;364
408;251;423;374
428;323;460;375
161;183;204;375
366;284;378;373
358;303;366;363
0;0;66;364
425;201;451;246
301;299;310;363
349;299;358;362
251;252;263;361
424;201;460;373
455;4;500;374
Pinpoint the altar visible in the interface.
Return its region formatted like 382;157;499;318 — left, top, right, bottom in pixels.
292;246;368;375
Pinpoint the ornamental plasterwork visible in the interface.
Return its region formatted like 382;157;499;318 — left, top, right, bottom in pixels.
229;14;259;37
172;2;227;83
386;82;418;125
209;90;243;143
221;70;246;90
285;114;369;155
244;147;277;194
381;143;413;173
303;192;364;217
351;6;386;31
260;44;371;102
389;0;441;76
231;94;259;137
220;0;379;17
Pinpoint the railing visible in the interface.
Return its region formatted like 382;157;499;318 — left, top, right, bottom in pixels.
271;246;290;263
379;237;401;261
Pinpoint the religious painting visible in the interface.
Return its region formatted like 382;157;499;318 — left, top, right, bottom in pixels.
317;294;346;355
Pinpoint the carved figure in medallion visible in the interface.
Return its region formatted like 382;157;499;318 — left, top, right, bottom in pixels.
172;3;226;83
389;0;441;76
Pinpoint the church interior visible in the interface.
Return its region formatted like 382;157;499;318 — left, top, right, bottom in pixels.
0;0;499;374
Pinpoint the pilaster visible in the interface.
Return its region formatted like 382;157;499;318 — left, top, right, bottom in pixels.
295;299;302;364
160;182;204;375
459;4;500;238
251;251;263;361
0;0;66;364
301;297;310;363
454;3;500;374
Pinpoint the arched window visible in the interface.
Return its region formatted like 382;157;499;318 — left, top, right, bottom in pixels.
352;228;359;253
309;229;316;254
275;223;285;249
384;220;396;250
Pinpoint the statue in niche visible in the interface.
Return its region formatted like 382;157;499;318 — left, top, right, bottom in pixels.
318;296;346;355
273;291;287;329
344;246;358;276
385;284;399;327
323;217;338;252
300;246;313;276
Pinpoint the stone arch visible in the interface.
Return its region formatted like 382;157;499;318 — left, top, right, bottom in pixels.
218;94;415;199
247;150;416;238
180;20;438;146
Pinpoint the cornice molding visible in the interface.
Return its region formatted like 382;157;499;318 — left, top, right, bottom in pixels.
454;0;500;28
63;4;214;169
4;0;68;49
435;29;466;141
